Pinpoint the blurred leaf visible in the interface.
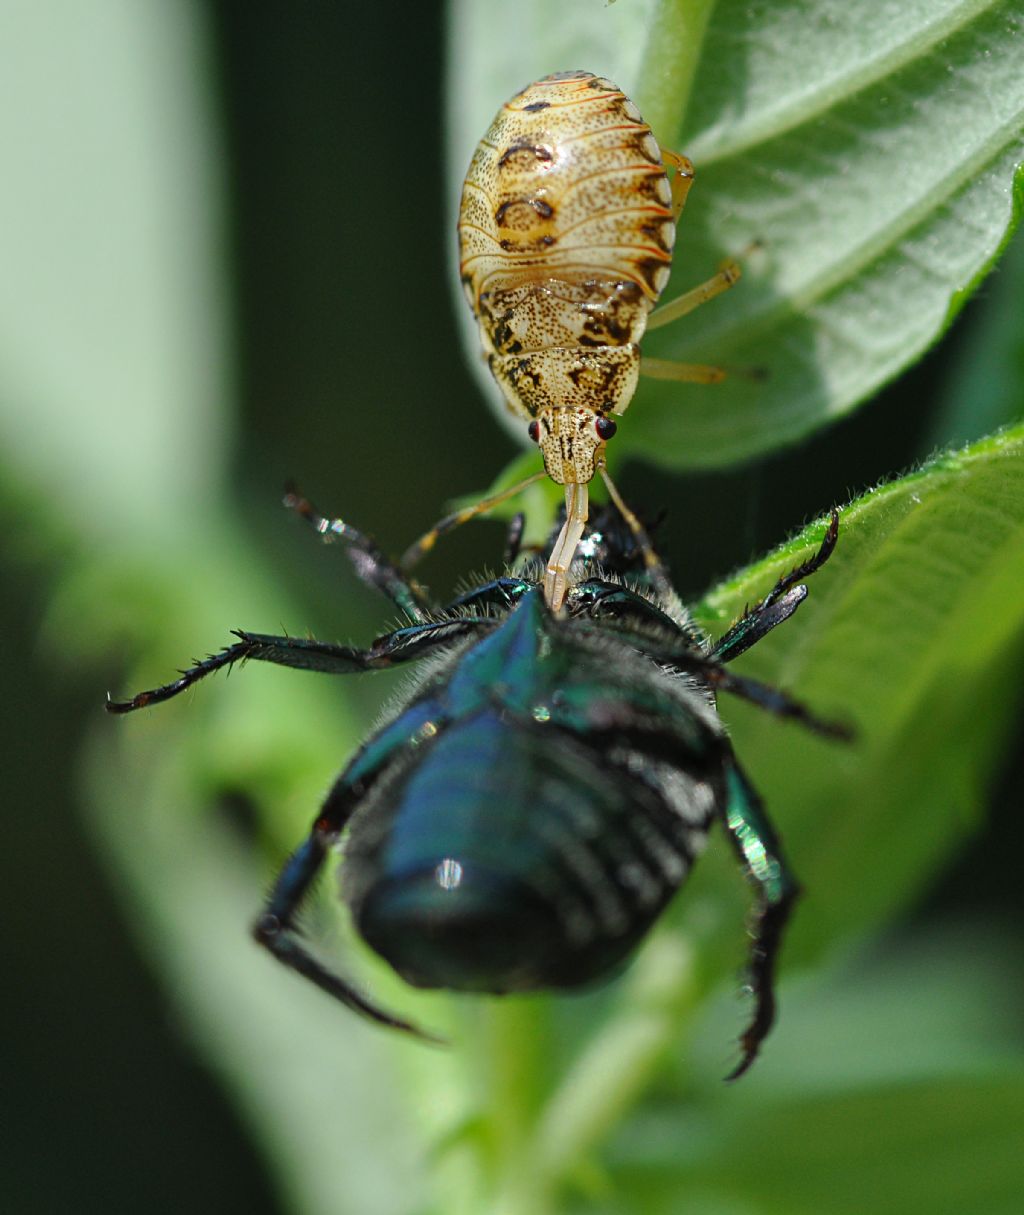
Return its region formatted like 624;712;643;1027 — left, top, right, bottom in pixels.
448;0;1024;469
84;725;426;1215
729;922;1024;1092
0;6;427;1212
0;0;231;537
598;925;1024;1214
607;1070;1024;1215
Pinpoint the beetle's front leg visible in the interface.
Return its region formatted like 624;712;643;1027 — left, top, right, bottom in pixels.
106;631;398;713
107;619;491;714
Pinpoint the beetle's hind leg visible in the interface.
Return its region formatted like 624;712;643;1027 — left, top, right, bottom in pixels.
253;814;440;1042
720;759;801;1081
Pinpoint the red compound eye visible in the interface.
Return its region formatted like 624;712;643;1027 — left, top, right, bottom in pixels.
594;415;617;441
528;420;540;443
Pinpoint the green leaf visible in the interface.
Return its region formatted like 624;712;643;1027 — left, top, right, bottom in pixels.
927;229;1024;448
601;926;1024;1215
0;0;230;537
608;1070;1024;1215
695;424;1024;964
448;0;1024;469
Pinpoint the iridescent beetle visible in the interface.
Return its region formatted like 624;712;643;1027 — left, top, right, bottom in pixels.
441;70;741;609
109;491;846;1078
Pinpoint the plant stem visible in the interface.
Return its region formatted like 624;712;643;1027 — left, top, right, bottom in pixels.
530;937;699;1193
482;997;557;1214
636;0;719;144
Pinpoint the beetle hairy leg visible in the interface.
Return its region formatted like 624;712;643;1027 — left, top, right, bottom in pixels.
105;631;400;713
712;510;840;664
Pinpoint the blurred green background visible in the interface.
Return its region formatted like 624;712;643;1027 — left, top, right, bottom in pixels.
2;2;1022;1213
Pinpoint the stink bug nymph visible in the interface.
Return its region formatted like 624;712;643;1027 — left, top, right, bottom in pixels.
428;70;742;609
109;491;847;1079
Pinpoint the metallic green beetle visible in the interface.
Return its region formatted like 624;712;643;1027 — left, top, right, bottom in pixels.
109;492;845;1078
